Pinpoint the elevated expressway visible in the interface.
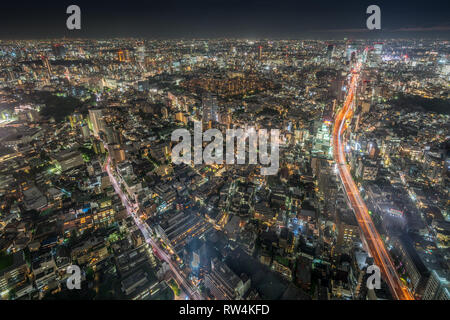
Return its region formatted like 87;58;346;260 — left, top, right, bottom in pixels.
332;52;414;300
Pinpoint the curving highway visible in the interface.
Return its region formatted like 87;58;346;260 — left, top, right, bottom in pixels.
332;51;414;300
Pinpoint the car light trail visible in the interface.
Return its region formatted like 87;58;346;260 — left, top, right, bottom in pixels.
105;156;203;300
332;49;414;300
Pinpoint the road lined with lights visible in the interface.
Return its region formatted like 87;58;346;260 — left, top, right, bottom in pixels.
332;50;414;300
105;156;202;300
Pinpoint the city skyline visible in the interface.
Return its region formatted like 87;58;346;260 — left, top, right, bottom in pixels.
0;0;449;308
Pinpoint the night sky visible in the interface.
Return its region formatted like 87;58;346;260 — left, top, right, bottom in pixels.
0;0;449;39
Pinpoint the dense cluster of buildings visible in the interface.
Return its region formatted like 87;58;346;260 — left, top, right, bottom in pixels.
0;38;448;300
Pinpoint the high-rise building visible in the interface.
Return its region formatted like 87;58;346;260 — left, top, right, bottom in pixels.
345;43;357;62
0;251;29;299
204;258;248;300
175;112;188;125
395;235;430;298
118;50;125;62
356;159;378;181
373;42;383;55
423;270;450;300
202;93;219;124
81;123;90;141
104;126;120;144
136;43;145;63
92;139;106;154
337;210;359;248
161;107;169;119
312;121;332;159
361;101;371;114
326;44;334;60
41;55;52;80
89;109;104;138
109;144;126;164
52;44;66;57
54;150;85;172
124;49;130;62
